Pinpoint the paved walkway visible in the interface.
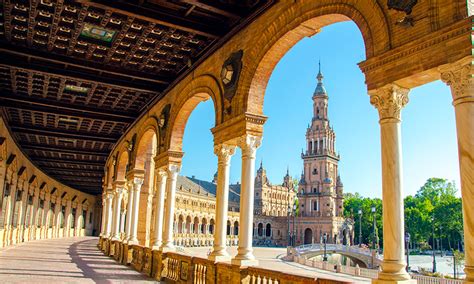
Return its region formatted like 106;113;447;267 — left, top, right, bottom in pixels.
0;237;157;283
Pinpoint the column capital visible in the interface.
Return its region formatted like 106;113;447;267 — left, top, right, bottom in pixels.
369;83;410;122
238;135;262;158
214;144;236;161
439;57;473;106
154;167;168;179
167;163;181;176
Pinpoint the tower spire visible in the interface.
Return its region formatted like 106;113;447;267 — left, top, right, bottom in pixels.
314;60;326;96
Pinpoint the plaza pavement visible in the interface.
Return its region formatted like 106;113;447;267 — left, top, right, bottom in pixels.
0;237;157;283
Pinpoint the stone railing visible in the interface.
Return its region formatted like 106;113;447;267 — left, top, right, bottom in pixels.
294;255;464;284
411;275;464;284
98;236;352;284
296;244;377;258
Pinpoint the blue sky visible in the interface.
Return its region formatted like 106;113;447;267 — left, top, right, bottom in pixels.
180;22;460;198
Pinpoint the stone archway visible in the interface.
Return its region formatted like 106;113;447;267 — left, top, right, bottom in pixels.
304;228;313;245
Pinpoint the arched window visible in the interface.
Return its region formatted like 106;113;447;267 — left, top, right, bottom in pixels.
265;223;271;237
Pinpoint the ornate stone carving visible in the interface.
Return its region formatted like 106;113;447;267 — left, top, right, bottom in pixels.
369;84;410;121
167;164;181;176
440;60;473;105
214;144;236;163
238;135;262;159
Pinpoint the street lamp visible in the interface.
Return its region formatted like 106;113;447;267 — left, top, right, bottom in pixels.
371;206;377;250
358;209;362;247
323;233;328;261
293;204;297;247
287;205;291;247
405;232;411;272
432;217;437;273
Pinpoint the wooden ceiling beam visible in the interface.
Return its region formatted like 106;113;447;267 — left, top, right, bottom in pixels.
34;157;105;166
21;143;109;157
0;95;135;123
10;125;119;143
0;55;162;93
84;0;224;38
0;45;171;87
42;166;103;174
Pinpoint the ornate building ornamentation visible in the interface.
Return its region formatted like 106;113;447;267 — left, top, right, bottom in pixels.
440;60;473;105
387;0;418;15
369;84;410;121
221;50;244;114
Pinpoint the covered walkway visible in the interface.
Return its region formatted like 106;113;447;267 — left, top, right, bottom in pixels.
0;237;156;283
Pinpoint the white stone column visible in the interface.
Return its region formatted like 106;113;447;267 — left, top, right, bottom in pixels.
75;204;82;237
105;193;114;238
152;169;167;250
209;144;235;261
41;195;50;239
111;187;124;240
128;177;144;245
100;195;106;237
64;200;72;238
161;164;180;251
232;135;261;267
369;84;414;283
125;184;133;242
440;59;474;282
53;197;61;238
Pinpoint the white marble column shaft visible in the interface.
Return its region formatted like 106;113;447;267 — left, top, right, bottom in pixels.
151;169;167;249
370;84;413;283
100;196;107;237
111;187;123;240
105;193;114;237
129;178;144;245
161;164;180;251
232;135;261;266
440;59;474;282
209;144;235;261
125;184;134;241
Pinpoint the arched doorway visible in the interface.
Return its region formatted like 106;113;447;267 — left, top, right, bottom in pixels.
304;228;313;245
257;223;263;237
265;223;271;237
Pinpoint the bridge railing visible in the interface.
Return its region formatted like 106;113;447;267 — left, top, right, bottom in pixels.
295;243;382;259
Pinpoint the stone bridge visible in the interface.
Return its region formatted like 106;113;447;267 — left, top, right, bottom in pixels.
295;244;383;268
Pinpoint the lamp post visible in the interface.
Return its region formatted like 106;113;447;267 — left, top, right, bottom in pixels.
293;204;297;247
323;233;328;261
287;205;291;247
432;217;437;273
405;232;411;272
371;206;377;250
439;225;443;257
358;209;362;247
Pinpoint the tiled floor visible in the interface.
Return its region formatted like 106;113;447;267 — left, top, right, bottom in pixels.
0;237;158;283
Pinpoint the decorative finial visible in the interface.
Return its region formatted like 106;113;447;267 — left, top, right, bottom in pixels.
287;165;289;175
318;59;321;73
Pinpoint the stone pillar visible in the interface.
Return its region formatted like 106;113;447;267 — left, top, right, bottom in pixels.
369;84;414;283
100;195;107;237
41;194;50;239
161;164;180;251
105;192;114;237
440;58;474;283
64;200;71;237
53;197;61;238
232;135;261;267
125;184;133;241
209;144;235;261
111;186;124;240
129;177;144;245
75;204;82;237
120;210;126;235
152;169;167;250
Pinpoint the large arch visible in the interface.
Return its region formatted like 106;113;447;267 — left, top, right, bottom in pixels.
166;75;222;152
238;2;389;116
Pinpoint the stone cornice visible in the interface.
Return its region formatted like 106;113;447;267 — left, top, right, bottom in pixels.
359;18;472;89
211;112;267;145
126;168;145;180
153;150;184;169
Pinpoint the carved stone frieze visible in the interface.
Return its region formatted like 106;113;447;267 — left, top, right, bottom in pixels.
369;84;410;122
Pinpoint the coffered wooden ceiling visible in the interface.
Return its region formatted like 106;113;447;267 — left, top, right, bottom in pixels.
0;0;274;195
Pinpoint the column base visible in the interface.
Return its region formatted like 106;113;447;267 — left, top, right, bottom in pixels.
128;239;139;246
231;258;259;267
151;245;162;251
160;246;176;253
208;252;231;262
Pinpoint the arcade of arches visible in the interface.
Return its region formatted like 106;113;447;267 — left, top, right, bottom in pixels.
0;1;473;283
